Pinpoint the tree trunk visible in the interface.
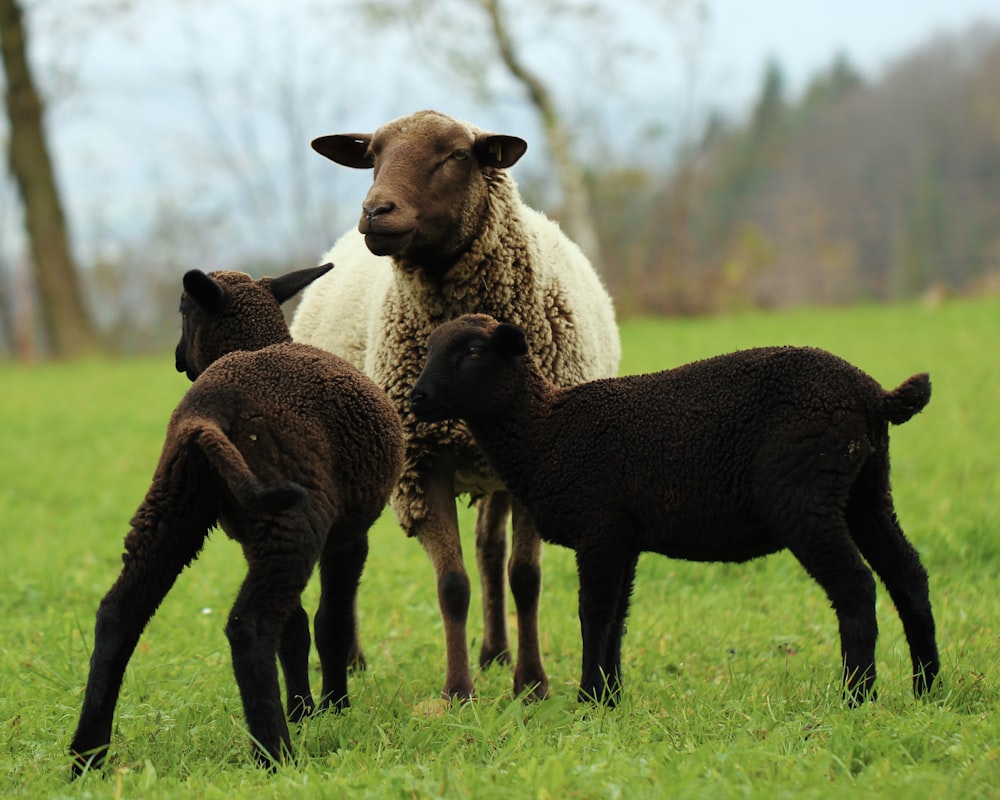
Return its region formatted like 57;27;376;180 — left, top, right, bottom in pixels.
482;0;604;270
1;0;100;357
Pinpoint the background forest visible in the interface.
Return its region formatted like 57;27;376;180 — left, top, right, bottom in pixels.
1;1;999;357
597;33;1000;315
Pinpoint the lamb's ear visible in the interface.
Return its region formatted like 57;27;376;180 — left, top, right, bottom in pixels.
182;270;226;313
493;322;529;357
474;134;528;169
267;263;334;305
312;134;374;168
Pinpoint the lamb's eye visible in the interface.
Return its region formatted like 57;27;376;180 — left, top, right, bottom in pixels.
451;149;470;161
465;345;484;360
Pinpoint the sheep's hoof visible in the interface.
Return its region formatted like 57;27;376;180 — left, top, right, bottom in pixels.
514;677;549;702
441;682;476;703
478;645;512;669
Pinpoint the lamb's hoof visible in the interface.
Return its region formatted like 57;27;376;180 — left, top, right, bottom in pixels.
254;741;292;771
844;682;878;707
913;663;939;697
348;649;367;673
69;746;107;780
287;696;316;724
577;684;620;707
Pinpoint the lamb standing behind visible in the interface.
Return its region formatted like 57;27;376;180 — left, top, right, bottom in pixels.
291;109;620;700
70;266;404;773
410;314;940;705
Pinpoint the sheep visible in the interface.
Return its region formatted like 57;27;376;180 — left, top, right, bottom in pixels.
69;265;404;773
290;109;620;701
409;313;940;706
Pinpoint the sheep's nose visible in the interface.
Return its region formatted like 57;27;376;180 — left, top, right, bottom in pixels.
363;200;394;220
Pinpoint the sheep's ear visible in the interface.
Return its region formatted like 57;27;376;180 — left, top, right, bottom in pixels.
312;134;374;168
268;263;334;305
182;270;226;313
493;322;529;357
474;134;528;169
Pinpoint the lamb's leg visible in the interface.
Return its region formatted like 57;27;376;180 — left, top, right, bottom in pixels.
605;552;639;693
575;546;636;706
315;532;369;711
227;540;316;767
346;594;367;672
780;513;879;704
846;466;939;695
70;496;210;776
279;604;315;722
509;498;548;699
415;459;473;700
476;491;512;668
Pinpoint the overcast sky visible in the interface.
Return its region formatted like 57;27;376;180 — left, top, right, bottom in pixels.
4;0;1000;266
705;0;1000;104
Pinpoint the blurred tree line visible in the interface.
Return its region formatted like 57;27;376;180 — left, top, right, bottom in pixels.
2;0;999;358
594;28;1000;315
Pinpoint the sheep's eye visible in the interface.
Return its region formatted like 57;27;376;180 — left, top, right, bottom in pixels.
465;345;484;360
451;149;470;161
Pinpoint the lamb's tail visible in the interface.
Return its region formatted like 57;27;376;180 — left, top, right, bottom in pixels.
883;373;931;425
175;418;308;514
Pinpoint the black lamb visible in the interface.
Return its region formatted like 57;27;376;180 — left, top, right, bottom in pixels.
409;313;939;706
70;265;404;773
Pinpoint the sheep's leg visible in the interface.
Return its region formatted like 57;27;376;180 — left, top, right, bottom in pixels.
227;545;316;767
415;459;474;700
476;491;512;668
70;500;210;776
846;469;939;695
780;514;879;705
315;532;369;712
279;604;315;722
575;547;636;706
509;498;548;700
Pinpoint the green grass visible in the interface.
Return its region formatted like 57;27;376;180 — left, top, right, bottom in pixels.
2;296;999;798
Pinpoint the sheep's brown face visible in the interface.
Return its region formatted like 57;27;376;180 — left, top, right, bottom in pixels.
311;111;527;275
410;314;528;423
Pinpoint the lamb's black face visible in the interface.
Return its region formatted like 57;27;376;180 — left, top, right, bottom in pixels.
410;314;529;423
410;333;490;423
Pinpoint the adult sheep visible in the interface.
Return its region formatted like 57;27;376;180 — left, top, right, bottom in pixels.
410;314;939;706
291;109;620;700
70;266;404;773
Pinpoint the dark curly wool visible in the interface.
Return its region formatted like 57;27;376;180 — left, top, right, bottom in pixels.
411;314;940;706
69;266;404;774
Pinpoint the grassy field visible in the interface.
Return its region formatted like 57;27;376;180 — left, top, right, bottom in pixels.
2;297;998;798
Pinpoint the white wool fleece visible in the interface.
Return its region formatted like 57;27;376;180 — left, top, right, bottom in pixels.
291;172;620;531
